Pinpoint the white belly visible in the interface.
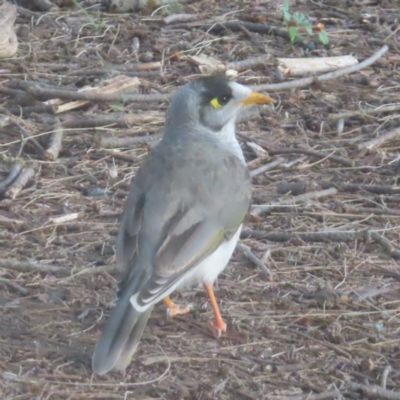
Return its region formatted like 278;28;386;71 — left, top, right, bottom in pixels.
181;225;242;288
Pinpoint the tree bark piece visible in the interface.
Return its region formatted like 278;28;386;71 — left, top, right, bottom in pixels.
277;55;358;76
0;1;18;58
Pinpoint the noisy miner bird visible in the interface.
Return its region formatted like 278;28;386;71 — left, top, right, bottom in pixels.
92;76;274;375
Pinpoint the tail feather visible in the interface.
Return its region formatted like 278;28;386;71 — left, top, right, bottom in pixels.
113;306;153;372
92;293;152;375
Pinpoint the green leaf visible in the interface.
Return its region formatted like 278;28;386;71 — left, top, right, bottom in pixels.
293;11;310;27
282;0;291;23
318;30;329;44
283;0;290;13
288;26;298;44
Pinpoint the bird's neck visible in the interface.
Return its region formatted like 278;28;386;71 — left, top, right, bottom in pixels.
214;120;246;164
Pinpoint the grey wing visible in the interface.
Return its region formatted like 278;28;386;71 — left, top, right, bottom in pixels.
126;152;251;311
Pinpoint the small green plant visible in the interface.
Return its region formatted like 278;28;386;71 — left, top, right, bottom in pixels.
72;0;106;31
282;0;329;45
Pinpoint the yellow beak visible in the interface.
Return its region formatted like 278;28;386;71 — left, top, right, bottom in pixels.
241;91;275;106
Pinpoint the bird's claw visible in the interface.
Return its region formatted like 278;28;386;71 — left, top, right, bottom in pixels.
166;304;191;319
207;320;227;338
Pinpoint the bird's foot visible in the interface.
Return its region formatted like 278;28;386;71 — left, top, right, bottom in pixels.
163;296;190;318
167;303;191;318
207;318;227;338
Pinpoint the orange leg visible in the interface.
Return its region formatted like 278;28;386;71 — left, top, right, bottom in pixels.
163;296;190;317
204;282;227;338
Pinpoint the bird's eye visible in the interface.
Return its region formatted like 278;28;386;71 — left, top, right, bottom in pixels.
209;95;231;109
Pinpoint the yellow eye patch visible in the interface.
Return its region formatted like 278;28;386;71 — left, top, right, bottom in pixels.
210;97;222;109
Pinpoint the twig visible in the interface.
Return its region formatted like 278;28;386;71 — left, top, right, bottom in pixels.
371;232;400;260
250;45;389;92
199;21;289;40
381;366;392;389
350;383;400;399
269;390;342;400
236;243;272;278
319;181;400;195
0;258;114;276
19;127;45;157
240;229;369;243
0;163;22;191
250;157;285;177
96;132;163;149
0;277;28;295
5;80;171;103
227;55;270;72
259;146;355;168
44;120;63;161
329;104;400;121
4;167;34;199
251;188;337;217
358;127;400;150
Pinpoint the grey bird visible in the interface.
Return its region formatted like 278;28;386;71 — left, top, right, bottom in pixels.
92;76;274;375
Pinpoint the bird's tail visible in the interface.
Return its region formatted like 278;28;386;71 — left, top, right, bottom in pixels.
92;291;154;375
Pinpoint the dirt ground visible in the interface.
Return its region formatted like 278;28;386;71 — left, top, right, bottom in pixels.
1;0;400;399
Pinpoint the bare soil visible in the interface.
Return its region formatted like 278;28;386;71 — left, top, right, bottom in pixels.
1;0;400;399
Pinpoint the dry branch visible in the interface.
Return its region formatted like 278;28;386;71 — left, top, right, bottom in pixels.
251;45;389;92
350;383;400;400
269;390;342;400
241;229;369;243
0;258;113;275
370;233;400;260
319;181;400;195
0;163;22;190
96;132;163;149
5;80;171;104
4;167;34;199
358;127;400;150
250;157;285;177
260;146;355;168
329;104;400;120
236;242;272;277
251;188;337;217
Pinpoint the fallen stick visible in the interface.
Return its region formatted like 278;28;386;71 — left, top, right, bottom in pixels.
319;181;400;195
251;45;389;92
96;132;163;149
329;103;400;120
268;389;342;400
350;382;400;400
4;167;34;199
236;242;272;278
0;163;22;191
256;144;355;168
240;229;368;243
251;188;337;217
0;258;114;276
358;127;400;150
